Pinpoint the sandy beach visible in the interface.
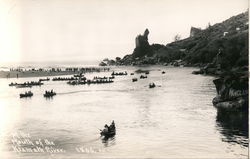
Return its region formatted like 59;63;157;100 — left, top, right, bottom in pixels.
0;71;83;78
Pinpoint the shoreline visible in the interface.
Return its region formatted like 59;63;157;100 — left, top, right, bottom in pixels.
0;71;106;79
0;65;200;79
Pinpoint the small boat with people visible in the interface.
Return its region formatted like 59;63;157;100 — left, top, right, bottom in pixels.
39;77;50;82
20;91;33;98
15;81;43;88
140;75;147;79
111;71;127;76
73;73;83;77
16;84;32;88
52;77;78;81
132;78;138;82
43;90;56;97
100;121;116;138
9;82;18;86
149;83;156;88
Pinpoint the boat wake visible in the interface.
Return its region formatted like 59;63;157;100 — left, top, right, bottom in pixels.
57;89;134;95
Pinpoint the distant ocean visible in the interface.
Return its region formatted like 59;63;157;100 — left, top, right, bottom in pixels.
0;60;101;71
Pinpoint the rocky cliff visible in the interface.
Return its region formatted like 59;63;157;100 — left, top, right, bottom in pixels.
133;29;153;58
212;68;248;111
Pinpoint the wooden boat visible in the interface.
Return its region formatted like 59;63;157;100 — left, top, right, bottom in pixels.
20;91;33;98
140;75;147;79
43;91;56;97
39;77;50;81
149;83;156;88
100;129;116;138
9;82;18;86
132;78;138;82
111;71;127;76
73;74;83;77
16;84;32;88
100;123;116;138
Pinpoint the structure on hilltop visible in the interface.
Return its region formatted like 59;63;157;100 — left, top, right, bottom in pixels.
190;27;202;37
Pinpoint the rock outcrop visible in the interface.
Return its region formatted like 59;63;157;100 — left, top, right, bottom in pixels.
133;29;153;58
212;70;248;111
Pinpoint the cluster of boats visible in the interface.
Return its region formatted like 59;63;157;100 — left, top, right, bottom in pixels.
111;71;128;76
93;76;115;80
19;90;56;98
67;79;114;85
52;77;86;81
9;81;44;88
130;70;159;88
15;69;162;100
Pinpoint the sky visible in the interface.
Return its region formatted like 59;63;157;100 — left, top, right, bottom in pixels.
0;0;248;63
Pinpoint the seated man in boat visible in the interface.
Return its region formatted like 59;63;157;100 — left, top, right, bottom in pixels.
103;124;109;133
109;120;115;131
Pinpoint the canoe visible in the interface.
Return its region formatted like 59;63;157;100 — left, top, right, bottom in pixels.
100;129;116;138
149;83;156;88
44;92;56;97
20;92;33;98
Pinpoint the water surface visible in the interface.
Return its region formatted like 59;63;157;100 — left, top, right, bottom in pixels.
0;66;248;158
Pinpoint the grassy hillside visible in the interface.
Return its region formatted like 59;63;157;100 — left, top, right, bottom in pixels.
152;11;248;70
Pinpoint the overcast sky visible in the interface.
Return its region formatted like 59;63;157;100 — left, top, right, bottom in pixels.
0;0;248;63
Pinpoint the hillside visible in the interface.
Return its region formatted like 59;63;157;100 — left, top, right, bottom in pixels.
100;11;248;70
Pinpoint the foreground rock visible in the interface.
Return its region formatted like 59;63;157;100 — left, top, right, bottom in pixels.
212;69;248;111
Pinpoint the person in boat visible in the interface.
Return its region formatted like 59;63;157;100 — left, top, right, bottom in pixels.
110;120;115;131
103;124;109;133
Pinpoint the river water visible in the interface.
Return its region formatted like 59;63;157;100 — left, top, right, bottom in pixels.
0;66;248;158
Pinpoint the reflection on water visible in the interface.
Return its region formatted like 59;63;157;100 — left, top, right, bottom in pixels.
101;136;116;147
216;109;248;147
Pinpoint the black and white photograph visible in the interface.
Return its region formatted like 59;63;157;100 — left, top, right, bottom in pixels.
0;0;248;158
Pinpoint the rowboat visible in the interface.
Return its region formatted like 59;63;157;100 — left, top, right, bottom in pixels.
20;91;33;98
